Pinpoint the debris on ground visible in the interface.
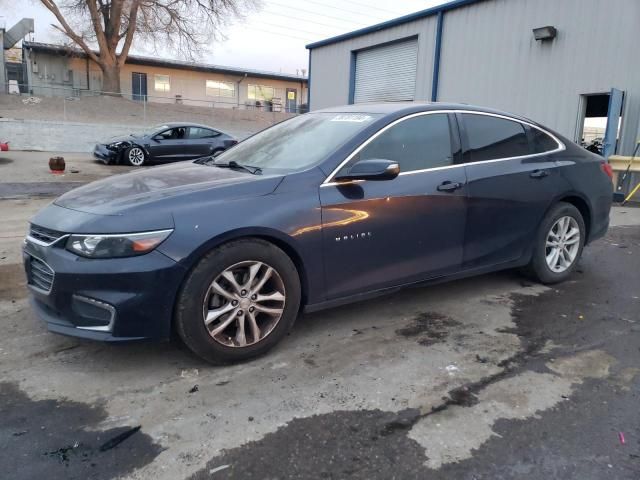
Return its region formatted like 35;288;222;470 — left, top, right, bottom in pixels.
44;441;80;463
210;464;230;475
189;385;199;394
448;386;479;407
180;368;199;378
21;96;42;105
99;426;141;452
619;432;626;445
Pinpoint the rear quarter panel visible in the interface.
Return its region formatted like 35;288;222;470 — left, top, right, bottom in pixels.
554;143;613;243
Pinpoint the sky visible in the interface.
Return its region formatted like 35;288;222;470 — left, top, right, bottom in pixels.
1;0;445;75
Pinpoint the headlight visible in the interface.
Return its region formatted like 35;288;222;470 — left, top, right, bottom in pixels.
106;141;127;150
66;230;173;258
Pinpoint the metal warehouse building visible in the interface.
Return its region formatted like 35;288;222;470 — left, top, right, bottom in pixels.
306;0;639;160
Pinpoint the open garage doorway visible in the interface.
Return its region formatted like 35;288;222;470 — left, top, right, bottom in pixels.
577;89;624;157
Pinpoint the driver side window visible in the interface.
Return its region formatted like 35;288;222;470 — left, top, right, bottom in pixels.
157;127;186;140
357;114;453;173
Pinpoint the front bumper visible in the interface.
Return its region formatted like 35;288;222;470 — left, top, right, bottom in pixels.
23;237;186;342
93;144;119;164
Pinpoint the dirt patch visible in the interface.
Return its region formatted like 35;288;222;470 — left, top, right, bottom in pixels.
0;381;163;480
0;263;28;301
0;182;86;199
0;157;13;165
188;409;429;480
395;312;461;346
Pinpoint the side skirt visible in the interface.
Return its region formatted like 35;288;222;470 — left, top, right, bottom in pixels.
303;256;530;314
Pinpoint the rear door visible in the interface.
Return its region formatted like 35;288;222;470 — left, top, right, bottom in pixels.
148;127;188;161
458;112;566;268
187;127;221;158
320;112;467;299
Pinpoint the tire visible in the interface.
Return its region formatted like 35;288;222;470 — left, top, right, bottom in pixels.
124;146;147;167
525;202;586;284
175;239;301;364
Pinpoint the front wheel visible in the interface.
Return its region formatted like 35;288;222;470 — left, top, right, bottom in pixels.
525;202;586;284
124;146;146;166
175;239;301;364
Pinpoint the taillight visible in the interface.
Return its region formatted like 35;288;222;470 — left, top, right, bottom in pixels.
601;162;613;179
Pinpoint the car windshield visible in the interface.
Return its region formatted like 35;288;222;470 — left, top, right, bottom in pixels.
139;125;169;137
211;112;381;172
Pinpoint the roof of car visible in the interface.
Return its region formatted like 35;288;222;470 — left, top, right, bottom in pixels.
160;122;218;128
314;102;537;124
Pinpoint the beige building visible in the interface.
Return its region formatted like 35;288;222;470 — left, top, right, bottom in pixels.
22;42;308;113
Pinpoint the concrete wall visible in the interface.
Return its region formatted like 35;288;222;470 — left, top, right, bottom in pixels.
309;0;640;155
309;16;437;110
0;118;143;152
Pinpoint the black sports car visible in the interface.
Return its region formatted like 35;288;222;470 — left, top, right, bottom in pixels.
93;122;237;166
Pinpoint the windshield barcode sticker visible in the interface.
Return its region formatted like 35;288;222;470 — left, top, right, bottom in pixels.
330;114;373;123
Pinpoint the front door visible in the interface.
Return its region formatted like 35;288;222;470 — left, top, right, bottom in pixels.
285;88;297;113
320;113;467;299
132;72;147;101
148;127;188;161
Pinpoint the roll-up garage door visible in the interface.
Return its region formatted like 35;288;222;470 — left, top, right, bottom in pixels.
354;38;418;104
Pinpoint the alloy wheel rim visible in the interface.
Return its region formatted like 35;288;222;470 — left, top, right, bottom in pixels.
202;260;286;347
129;147;144;165
545;216;580;273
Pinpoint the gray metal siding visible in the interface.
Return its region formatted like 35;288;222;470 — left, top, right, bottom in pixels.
354;39;418;103
437;0;640;155
308;16;437;110
309;0;640;155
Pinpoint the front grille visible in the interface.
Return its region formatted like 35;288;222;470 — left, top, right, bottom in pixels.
29;224;65;245
28;256;55;293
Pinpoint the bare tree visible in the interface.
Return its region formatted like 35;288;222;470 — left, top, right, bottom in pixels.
39;0;258;93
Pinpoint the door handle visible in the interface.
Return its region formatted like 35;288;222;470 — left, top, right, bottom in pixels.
437;181;463;192
530;169;550;179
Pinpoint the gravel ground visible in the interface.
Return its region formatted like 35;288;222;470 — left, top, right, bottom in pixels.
0;165;638;479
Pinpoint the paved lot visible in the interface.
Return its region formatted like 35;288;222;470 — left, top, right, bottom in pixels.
0;159;639;479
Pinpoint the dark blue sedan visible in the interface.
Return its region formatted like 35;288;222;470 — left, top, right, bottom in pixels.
24;103;614;363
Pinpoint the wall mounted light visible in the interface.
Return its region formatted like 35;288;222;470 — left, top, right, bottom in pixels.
533;26;557;41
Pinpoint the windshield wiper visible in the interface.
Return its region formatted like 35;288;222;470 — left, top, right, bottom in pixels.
211;160;262;175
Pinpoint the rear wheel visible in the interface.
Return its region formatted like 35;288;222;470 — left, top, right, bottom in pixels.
175;239;301;364
124;146;146;166
525;202;585;284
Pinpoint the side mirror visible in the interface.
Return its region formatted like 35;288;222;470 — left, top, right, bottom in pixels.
335;159;400;182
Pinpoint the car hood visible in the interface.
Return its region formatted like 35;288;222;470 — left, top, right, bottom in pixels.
54;161;284;216
101;134;139;145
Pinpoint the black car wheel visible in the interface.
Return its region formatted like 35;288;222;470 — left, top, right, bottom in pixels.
124;146;147;167
525;202;586;284
175;238;301;364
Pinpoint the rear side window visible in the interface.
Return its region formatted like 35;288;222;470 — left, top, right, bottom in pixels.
189;127;219;139
527;125;559;153
357;114;453;173
462;114;530;162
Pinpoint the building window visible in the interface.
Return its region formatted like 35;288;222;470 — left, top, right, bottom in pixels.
154;74;170;93
248;84;275;102
206;80;235;98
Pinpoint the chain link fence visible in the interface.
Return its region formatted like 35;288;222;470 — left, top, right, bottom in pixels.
2;82;306;126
